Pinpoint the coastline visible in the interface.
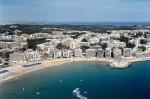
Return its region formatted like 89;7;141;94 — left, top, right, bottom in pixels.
0;59;70;84
0;57;150;84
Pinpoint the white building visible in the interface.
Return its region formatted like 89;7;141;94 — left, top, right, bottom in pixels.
62;50;73;58
54;50;62;58
113;48;122;61
70;40;80;49
96;48;104;58
29;33;49;39
89;37;99;44
9;51;41;65
0;41;22;50
85;49;96;58
98;33;110;41
110;31;121;39
105;48;112;59
46;48;55;58
80;42;90;47
123;48;132;57
110;40;126;48
146;34;150;38
74;48;83;57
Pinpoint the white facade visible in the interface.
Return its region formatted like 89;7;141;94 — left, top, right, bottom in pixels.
74;48;83;57
113;48;122;61
54;50;62;58
62;50;73;58
105;48;112;59
70;40;80;49
9;51;41;65
80;42;90;47
85;49;96;58
123;48;132;57
0;41;22;50
89;37;99;44
110;40;126;48
97;48;104;58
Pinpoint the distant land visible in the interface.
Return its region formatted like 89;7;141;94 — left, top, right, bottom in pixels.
1;21;150;26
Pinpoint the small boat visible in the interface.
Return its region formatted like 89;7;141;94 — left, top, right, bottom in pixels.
22;88;25;91
36;92;40;95
73;88;88;99
73;88;80;96
60;80;62;83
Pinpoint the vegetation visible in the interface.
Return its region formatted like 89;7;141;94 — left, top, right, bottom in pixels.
81;38;88;42
133;32;143;38
27;38;46;50
101;43;107;50
70;32;86;39
117;36;135;48
56;43;68;50
126;43;135;49
0;40;14;42
118;36;129;43
18;25;52;34
1;24;141;35
140;39;147;44
138;46;146;52
80;46;90;52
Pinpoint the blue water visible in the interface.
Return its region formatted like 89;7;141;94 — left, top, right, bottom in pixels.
0;61;150;99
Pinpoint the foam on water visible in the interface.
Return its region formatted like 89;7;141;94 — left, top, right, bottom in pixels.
36;92;40;95
73;88;88;99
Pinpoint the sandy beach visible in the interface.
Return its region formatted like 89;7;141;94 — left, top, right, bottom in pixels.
0;57;150;84
0;59;70;84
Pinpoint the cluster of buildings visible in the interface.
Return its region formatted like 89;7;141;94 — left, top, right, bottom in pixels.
1;25;150;66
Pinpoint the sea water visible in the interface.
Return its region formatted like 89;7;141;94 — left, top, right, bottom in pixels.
0;61;150;99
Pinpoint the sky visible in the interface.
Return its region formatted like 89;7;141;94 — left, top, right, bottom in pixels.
0;0;150;23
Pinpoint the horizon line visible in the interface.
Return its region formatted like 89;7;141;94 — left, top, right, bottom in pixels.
1;21;150;25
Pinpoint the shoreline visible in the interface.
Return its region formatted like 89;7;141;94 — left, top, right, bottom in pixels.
0;57;150;84
0;59;70;84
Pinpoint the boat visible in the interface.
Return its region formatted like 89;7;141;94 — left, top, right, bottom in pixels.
73;88;88;99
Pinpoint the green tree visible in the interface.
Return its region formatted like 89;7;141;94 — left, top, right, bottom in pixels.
138;46;146;52
56;43;67;50
118;36;135;49
81;38;88;42
126;43;135;49
119;36;129;43
27;38;46;50
101;43;107;50
140;39;147;44
80;46;90;52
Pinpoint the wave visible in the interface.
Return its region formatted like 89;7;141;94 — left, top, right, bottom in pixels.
73;88;88;99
